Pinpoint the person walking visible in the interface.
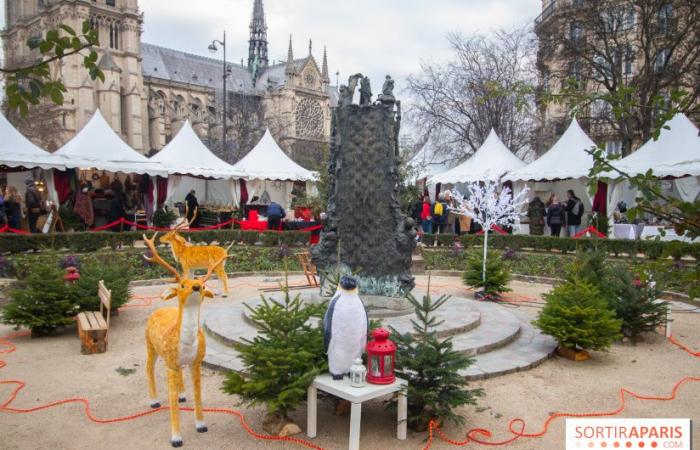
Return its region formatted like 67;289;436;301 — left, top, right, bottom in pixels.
546;195;565;237
432;192;449;234
266;201;286;231
419;195;432;234
564;190;584;237
3;186;22;230
24;178;43;233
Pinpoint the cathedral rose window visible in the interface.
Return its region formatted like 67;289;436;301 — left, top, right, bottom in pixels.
296;98;324;139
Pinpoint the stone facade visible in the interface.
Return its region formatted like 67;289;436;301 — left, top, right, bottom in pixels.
1;0;336;168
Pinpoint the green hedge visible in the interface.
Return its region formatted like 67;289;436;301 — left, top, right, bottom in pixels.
0;229;312;254
419;233;700;260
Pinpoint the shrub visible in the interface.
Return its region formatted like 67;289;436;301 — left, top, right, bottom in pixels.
391;292;483;431
2;262;80;336
221;287;327;420
533;278;622;352
606;266;669;340
462;250;511;298
71;258;133;311
0;255;15;278
152;207;178;229
240;231;261;246
261;231;280;247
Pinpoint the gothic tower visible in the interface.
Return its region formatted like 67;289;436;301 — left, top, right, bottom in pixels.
248;0;269;77
1;0;147;152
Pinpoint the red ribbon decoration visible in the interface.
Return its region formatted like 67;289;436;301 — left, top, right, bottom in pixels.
476;225;509;236
573;226;606;239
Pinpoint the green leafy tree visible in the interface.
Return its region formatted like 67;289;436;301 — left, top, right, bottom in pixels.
462;250;511;299
70;259;133;311
3;21;103;116
221;286;327;420
390;292;483;431
2;262;79;336
534;278;622;352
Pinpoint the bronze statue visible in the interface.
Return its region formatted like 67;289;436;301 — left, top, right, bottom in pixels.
378;75;395;104
359;76;372;106
339;73;363;107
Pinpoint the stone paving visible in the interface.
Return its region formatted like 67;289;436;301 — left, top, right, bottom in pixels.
201;292;557;380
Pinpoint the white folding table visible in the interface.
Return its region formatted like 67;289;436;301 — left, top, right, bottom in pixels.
307;374;408;450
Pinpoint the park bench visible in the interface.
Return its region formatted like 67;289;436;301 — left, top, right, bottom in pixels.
76;280;112;354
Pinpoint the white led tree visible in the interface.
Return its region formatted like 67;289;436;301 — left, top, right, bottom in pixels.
452;179;529;286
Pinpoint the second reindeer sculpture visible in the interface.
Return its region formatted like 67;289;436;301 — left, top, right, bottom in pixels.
143;233;226;448
160;206;232;295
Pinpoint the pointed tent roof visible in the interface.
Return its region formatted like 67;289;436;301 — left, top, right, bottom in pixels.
150;121;243;179
231;130;318;181
504;118;596;182
408;143;459;182
0;113;65;170
604;114;700;179
431;129;525;184
54;109;166;176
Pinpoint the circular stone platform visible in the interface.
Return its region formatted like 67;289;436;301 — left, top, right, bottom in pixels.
202;293;557;381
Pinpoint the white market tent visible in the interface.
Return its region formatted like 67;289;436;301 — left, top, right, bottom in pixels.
149;121;244;207
0;113;65;205
54;109;167;177
504;118;596;210
231;129;318;209
430;129;525;184
606;114;700;214
408;142;459;201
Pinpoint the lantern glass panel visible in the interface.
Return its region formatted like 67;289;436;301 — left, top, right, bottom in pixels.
370;356;380;376
383;355;393;376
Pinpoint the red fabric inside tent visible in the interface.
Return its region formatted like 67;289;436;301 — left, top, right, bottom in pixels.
592;181;608;215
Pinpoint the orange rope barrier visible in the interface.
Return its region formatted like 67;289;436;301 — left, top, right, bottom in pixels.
423;334;700;449
1;298;697;450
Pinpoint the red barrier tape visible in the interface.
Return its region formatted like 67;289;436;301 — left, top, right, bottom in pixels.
87;217;321;233
573;226;606;239
0;225;31;235
476;225;509;236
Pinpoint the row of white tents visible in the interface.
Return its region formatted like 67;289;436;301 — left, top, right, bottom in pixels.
412;114;700;222
1;109;318;210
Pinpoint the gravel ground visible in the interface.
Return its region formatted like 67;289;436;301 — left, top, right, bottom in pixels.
1;276;698;450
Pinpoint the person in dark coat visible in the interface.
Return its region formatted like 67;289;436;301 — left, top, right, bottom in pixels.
3;186;22;230
527;196;546;235
108;193;127;232
564;189;584;237
184;190;200;228
24;178;43;233
546;195;565;237
266;201;286;230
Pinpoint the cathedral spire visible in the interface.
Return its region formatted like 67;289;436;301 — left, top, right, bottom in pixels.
308;39;313;57
285;35;296;77
248;0;269;73
322;47;329;83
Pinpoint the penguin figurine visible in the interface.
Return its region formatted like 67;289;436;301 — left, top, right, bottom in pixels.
323;276;368;380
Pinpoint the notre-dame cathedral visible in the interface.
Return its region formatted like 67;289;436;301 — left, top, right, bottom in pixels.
1;0;337;168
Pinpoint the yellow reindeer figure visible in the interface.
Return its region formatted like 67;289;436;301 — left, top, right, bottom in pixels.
143;233;226;448
160;206;232;296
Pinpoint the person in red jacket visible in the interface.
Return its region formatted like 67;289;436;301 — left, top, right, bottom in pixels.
420;195;432;233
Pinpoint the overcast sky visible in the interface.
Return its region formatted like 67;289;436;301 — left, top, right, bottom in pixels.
140;0;541;94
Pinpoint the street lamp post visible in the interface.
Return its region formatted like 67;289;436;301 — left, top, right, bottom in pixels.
208;31;230;154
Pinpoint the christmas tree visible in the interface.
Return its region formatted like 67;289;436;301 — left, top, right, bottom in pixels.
534;277;622;352
462;250;511;299
607;265;669;340
221;282;327;429
391;290;483;431
2;262;79;336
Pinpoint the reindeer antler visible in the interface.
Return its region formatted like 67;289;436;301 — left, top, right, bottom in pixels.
143;232;181;282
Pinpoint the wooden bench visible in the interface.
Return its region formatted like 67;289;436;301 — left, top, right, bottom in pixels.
76;280;112;355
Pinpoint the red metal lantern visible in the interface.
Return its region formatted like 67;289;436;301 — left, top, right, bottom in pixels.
63;266;80;284
366;328;396;385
